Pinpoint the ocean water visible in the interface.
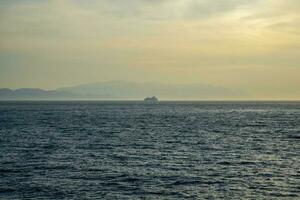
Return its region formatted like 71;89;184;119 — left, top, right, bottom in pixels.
0;101;299;200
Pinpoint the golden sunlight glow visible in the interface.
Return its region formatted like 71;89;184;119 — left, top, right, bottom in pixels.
0;0;299;99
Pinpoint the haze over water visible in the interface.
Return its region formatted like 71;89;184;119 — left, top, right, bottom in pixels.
0;101;299;199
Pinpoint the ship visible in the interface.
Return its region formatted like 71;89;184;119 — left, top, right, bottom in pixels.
144;96;158;102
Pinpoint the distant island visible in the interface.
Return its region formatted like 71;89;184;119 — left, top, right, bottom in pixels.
0;81;246;100
144;96;158;102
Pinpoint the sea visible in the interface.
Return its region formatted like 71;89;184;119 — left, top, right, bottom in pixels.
0;101;299;199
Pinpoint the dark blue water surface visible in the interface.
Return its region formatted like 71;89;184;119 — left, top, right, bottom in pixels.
0;101;299;199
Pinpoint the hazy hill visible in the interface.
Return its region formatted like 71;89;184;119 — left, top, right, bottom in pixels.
58;81;246;100
0;88;77;100
0;81;246;100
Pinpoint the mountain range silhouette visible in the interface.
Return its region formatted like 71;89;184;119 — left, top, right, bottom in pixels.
0;81;246;100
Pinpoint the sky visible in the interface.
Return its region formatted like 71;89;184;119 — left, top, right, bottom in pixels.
0;0;299;99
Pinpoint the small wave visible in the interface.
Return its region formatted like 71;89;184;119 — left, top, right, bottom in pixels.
0;187;16;194
217;161;232;165
287;135;300;139
170;179;223;186
239;161;257;165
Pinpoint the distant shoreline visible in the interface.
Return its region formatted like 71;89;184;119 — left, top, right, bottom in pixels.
0;100;299;103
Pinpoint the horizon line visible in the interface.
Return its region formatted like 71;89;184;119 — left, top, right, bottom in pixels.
0;100;299;102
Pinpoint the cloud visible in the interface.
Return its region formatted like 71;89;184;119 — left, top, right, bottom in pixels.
78;0;261;20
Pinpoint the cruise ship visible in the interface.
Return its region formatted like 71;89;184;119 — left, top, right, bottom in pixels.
144;96;158;102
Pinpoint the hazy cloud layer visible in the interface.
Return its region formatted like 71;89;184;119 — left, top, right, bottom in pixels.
0;0;299;99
